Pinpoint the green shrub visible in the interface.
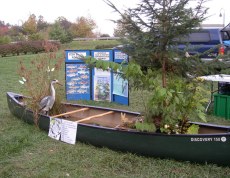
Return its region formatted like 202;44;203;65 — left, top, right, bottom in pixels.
0;35;11;45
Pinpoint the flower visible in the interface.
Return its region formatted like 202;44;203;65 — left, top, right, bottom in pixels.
19;77;27;85
19;80;24;85
47;66;55;72
164;124;169;129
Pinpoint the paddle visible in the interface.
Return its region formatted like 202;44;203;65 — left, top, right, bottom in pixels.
50;108;89;118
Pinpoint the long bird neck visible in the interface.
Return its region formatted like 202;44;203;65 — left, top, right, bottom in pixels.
50;83;56;99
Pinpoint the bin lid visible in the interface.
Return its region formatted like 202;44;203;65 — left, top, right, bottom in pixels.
199;74;230;83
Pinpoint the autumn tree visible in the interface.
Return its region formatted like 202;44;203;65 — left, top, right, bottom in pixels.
69;16;97;38
0;20;11;44
22;14;37;35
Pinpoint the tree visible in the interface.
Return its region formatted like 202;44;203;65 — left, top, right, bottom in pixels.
113;20;127;37
106;0;210;86
89;0;213;133
37;15;49;31
56;16;72;31
22;14;37;35
69;16;97;38
49;21;72;43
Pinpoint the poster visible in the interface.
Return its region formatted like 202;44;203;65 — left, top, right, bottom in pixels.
67;51;87;60
66;64;90;99
114;51;128;62
48;118;62;140
61;120;78;145
93;51;110;60
113;73;128;97
94;76;111;101
48;118;78;144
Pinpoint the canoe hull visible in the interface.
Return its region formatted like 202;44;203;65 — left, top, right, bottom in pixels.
7;92;230;166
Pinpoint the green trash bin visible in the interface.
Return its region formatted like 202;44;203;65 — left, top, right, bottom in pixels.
214;93;230;119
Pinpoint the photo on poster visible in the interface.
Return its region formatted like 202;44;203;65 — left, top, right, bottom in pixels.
68;51;87;60
113;73;128;97
48;118;62;140
94;68;110;76
94;76;111;101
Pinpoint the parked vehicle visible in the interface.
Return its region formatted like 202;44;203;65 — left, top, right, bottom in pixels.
175;24;230;61
115;24;230;62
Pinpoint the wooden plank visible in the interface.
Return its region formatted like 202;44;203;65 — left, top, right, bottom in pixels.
76;111;114;123
50;108;89;118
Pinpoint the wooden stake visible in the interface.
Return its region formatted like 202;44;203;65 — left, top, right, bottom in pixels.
76;111;114;123
50;108;89;118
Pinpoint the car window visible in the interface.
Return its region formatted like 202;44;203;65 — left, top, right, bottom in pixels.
179;32;211;42
175;31;211;43
221;31;230;40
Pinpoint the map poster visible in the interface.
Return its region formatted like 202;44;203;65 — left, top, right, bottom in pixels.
94;76;111;101
68;51;87;60
61;120;78;145
48;118;62;140
113;73;128;97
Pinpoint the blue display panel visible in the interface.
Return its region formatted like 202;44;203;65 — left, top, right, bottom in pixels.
112;72;129;105
112;50;129;105
91;50;113;101
65;50;90;63
64;49;129;105
66;63;91;100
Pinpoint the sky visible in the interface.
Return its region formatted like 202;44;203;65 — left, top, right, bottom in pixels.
0;0;230;36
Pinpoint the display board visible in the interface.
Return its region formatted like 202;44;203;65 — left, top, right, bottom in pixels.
65;49;129;105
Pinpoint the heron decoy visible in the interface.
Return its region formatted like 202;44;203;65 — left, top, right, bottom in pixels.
39;79;62;115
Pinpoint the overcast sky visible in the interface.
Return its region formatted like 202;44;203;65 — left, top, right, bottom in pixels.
1;0;229;36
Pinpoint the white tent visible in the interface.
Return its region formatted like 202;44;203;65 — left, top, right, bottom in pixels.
198;74;230;112
199;74;230;83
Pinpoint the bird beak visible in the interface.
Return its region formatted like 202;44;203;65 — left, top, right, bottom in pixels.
57;81;63;86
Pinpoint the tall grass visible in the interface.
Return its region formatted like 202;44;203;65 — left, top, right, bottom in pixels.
0;40;230;177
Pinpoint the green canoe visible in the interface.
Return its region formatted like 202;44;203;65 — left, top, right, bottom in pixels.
7;92;230;166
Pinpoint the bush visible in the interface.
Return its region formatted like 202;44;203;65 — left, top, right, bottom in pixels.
0;40;61;57
0;36;11;45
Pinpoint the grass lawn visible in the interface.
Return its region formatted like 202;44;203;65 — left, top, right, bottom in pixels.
0;40;230;178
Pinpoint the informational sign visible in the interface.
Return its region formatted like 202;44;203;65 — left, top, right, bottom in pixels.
66;63;91;100
68;51;87;60
65;49;129;105
48;118;78;145
92;50;113;101
65;50;90;62
114;50;129;63
93;51;110;60
61;120;78;145
113;73;128;97
48;118;62;140
94;75;111;101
